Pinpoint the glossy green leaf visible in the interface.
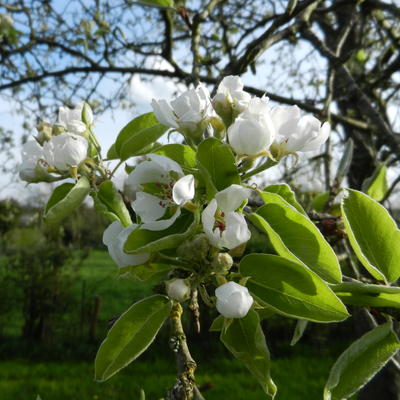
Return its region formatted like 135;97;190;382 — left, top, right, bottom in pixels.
331;282;400;309
341;189;400;283
209;315;224;332
220;310;277;398
255;203;342;283
118;263;171;282
262;184;306;215
196;137;240;193
44;176;90;224
114;112;168;160
153;144;197;170
324;322;400;400
240;254;349;323
362;163;388;201
93;181;132;226
106;143;119;160
95;295;172;381
312;192;329;212
290;320;308;346
124;211;199;254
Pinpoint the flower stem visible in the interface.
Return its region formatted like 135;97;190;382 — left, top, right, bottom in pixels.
241;158;277;181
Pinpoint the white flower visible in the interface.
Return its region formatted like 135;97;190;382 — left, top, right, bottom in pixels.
166;278;191;302
227;98;275;156
215;281;253;318
126;154;195;231
202;185;251;249
271;105;330;153
213;76;252;114
151;84;214;139
103;221;150;268
43;132;88;171
19;139;48;183
58;102;92;134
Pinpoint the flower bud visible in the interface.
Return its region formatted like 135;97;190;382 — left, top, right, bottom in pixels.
227;98;275;156
82;102;94;125
213;76;251;127
43;132;88;171
215;281;253;318
58;103;87;134
211;252;233;274
35;121;53;144
165;278;191;302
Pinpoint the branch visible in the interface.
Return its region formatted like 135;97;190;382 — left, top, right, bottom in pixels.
168;303;204;400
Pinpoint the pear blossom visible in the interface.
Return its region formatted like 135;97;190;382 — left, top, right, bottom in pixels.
215;281;253;318
42;132;88;171
125;154;195;231
213;76;252;122
151;84;214;139
227;98;275;156
202;184;251;250
166;278;191;302
103;221;150;268
58;102;93;134
19;139;48;183
271;105;330;154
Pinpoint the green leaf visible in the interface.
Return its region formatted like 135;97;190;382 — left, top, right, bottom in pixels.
220;310;277;398
209;315;224;332
114;113;168;160
324;322;400;400
331;282;400;308
93;181;132;226
312;192;329;212
95;295;172;381
255;203;342;283
341;189;400;283
240;254;349;323
153;144;196;170
138;0;174;8
124;211;199;254
362;163;388;201
261;184;306;215
290;320;308;346
107;143;119;160
44;176;90;224
118;263;172;283
196;137;240;194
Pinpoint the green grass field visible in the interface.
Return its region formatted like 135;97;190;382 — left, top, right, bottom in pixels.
0;250;356;399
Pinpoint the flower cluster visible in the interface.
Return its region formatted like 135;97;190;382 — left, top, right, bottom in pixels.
20;75;330;320
154;75;329;158
19;103;93;182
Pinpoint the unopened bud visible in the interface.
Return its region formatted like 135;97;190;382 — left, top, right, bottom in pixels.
211;252;233;274
165;278;191;302
82;102;94;125
36;121;53;144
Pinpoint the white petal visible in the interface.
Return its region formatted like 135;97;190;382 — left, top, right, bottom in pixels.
103;221;123;246
22;139;43;161
215;184;252;212
201;199;219;247
151;99;179;128
149;154;184;176
125;159;169;193
221;212;251;249
172;174;195;205
132;192;166;223
116;224;150;267
141;208;181;231
217;76;244;94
